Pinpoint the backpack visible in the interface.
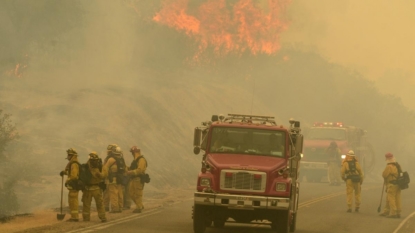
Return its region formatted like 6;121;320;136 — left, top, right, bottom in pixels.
391;163;410;190
347;160;361;183
68;162;92;190
109;156;128;186
130;156;150;184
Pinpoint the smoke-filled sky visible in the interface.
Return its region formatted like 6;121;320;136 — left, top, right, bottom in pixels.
1;0;415;212
282;0;415;109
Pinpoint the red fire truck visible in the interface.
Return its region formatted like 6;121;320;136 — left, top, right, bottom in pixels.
301;122;375;182
192;114;303;233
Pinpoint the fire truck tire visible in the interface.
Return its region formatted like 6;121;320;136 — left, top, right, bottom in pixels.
289;213;297;232
271;210;289;233
205;220;212;227
213;219;225;228
193;205;206;233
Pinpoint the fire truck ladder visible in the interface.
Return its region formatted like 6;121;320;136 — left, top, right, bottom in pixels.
225;113;277;125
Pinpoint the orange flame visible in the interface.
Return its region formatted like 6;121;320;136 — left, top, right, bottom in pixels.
153;0;290;58
4;54;29;78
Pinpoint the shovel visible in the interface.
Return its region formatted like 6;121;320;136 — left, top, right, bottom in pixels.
57;175;66;220
377;183;385;213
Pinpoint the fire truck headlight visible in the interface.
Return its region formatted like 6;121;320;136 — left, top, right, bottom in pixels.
341;155;346;160
200;178;211;186
276;183;287;191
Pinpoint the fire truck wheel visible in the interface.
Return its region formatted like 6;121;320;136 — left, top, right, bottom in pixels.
205;220;212;227
289;212;297;232
213;219;225;228
193;205;206;233
271;210;289;233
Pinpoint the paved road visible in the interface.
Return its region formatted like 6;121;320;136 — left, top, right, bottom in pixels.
66;181;415;233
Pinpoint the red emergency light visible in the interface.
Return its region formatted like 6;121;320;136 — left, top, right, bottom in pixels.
313;122;343;127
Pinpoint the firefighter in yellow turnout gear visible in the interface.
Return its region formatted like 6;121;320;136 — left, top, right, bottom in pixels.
127;146;147;213
380;152;402;218
82;152;108;222
103;144;118;212
341;150;364;212
103;146;126;213
60;148;80;222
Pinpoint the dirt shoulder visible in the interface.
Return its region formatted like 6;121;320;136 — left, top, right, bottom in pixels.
1;188;194;233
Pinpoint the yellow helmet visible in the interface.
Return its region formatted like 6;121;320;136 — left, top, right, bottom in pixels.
89;151;100;160
107;144;118;151
66;148;78;155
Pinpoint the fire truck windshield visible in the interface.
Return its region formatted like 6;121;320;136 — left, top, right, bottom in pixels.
209;127;286;157
307;128;346;140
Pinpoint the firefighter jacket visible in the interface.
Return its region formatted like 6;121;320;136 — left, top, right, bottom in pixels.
382;162;399;184
103;155;124;184
64;156;79;189
104;155;121;173
87;161;108;184
341;157;364;182
128;153;147;177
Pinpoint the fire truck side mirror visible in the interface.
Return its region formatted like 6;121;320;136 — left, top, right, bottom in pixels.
194;127;202;151
295;134;303;157
193;146;201;155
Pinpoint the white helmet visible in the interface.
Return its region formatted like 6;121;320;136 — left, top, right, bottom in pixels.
112;146;122;155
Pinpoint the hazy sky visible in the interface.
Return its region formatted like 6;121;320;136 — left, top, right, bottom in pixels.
281;0;415;108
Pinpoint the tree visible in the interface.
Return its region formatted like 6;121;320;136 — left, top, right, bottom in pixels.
0;110;19;159
0;110;19;218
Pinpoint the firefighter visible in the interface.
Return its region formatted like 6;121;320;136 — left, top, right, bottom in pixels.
59;148;80;222
126;146;147;213
103;146;126;213
82;152;108;222
103;144;117;212
326;141;341;186
380;153;402;218
341;150;364;212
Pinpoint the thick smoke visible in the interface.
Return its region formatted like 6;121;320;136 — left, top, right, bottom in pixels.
0;0;414;214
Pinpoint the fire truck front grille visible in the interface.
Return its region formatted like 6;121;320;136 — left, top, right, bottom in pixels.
220;170;266;192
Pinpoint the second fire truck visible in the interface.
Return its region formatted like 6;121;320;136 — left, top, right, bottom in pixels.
301;122;375;182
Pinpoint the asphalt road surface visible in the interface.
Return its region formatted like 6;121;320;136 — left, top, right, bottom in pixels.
64;181;415;233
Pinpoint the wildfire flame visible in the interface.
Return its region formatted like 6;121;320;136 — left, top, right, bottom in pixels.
4;54;29;78
153;0;290;58
5;63;26;78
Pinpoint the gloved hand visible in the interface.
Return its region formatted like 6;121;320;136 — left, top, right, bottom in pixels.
60;171;65;177
127;170;134;176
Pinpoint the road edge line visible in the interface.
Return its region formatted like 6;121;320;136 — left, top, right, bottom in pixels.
393;210;415;233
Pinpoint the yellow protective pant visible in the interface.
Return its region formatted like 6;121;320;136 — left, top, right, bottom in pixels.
108;183;123;211
327;162;341;184
68;189;79;219
129;178;144;210
82;188;106;221
103;188;109;209
386;184;401;216
123;185;131;208
346;179;361;209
